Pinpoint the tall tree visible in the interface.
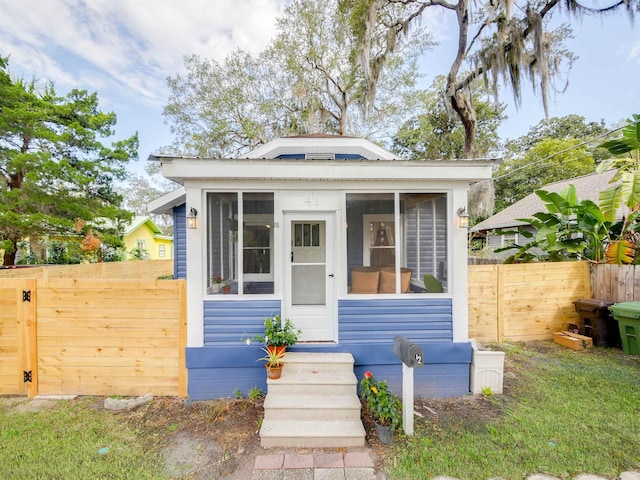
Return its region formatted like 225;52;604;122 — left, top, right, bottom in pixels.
271;0;430;139
392;76;506;160
163;0;430;157
505;114;609;159
341;0;636;158
494;137;595;211
163;50;299;158
0;57;138;266
493;115;611;212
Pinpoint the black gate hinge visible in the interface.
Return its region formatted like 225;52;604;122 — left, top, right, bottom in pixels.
22;290;31;302
23;371;32;383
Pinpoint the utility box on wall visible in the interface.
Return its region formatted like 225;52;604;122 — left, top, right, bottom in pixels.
470;341;505;394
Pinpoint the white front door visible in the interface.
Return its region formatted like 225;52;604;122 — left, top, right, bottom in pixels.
284;212;336;342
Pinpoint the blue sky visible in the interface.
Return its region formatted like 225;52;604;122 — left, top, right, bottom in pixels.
1;0;638;174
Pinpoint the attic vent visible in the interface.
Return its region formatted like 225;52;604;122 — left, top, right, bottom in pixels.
305;153;335;160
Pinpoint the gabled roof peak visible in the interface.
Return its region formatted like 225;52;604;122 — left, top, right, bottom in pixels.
246;136;400;161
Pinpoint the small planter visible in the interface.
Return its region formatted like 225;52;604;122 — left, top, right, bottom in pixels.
374;422;393;444
470;341;505;394
266;364;283;380
222;285;231;294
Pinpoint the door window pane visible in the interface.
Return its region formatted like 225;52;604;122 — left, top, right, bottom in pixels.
291;220;325;304
292;265;326;305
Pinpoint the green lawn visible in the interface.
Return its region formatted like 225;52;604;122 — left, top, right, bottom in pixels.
0;397;165;479
389;343;640;479
2;342;639;480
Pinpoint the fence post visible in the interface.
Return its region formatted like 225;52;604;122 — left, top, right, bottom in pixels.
496;265;504;342
17;279;38;398
178;280;188;398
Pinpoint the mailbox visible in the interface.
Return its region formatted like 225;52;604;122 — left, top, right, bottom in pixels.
393;335;424;368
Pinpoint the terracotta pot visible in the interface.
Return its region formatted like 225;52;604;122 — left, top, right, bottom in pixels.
222;285;231;294
266;364;283;380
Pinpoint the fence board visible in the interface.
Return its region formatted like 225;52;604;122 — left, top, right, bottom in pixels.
0;280;36;396
0;260;173;279
37;338;178;351
468;265;498;342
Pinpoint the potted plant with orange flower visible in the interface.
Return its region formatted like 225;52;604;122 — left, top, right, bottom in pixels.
257;345;286;380
360;371;402;444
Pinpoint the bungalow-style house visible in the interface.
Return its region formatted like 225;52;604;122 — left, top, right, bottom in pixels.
149;135;494;401
471;170;620;259
122;215;174;260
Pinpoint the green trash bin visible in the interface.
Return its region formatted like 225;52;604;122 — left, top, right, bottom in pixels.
608;302;640;355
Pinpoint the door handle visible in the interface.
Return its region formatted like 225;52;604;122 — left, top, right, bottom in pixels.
291;251;294;262
328;274;334;277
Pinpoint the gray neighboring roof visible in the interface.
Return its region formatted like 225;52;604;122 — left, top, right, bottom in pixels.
148;187;185;216
471;170;621;232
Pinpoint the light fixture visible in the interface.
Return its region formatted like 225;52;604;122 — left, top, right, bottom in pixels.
457;207;470;229
186;207;198;229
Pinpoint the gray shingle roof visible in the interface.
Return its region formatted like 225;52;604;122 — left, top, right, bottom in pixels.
471;170;620;232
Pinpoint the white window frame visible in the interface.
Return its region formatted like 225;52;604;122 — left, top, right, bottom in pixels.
243;213;274;282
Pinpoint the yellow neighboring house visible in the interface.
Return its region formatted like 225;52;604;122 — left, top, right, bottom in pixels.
123;216;173;260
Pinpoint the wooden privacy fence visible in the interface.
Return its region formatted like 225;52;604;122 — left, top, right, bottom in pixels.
0;259;173;279
590;263;640;302
468;262;591;343
4;261;637;398
0;278;186;398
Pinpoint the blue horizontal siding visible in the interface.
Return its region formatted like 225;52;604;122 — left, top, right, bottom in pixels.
188;364;267;400
187;297;468;399
338;298;453;343
186;344;272;398
203;300;280;346
186;342;470;399
353;362;469;398
173;204;187;279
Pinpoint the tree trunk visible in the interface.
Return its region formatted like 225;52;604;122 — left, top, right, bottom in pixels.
445;0;477;158
2;238;18;266
451;89;476;158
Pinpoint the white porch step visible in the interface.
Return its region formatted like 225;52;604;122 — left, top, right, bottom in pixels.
263;393;361;421
260;419;366;448
260;352;365;448
282;352;355;373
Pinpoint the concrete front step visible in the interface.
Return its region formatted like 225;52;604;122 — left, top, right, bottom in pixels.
260;419;366;448
260;352;365;448
281;352;355;375
267;357;357;395
266;378;357;398
263;392;362;421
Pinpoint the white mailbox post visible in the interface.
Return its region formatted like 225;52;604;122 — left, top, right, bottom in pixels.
392;335;424;435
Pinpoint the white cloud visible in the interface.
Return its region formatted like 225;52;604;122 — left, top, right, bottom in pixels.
0;0;287;104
